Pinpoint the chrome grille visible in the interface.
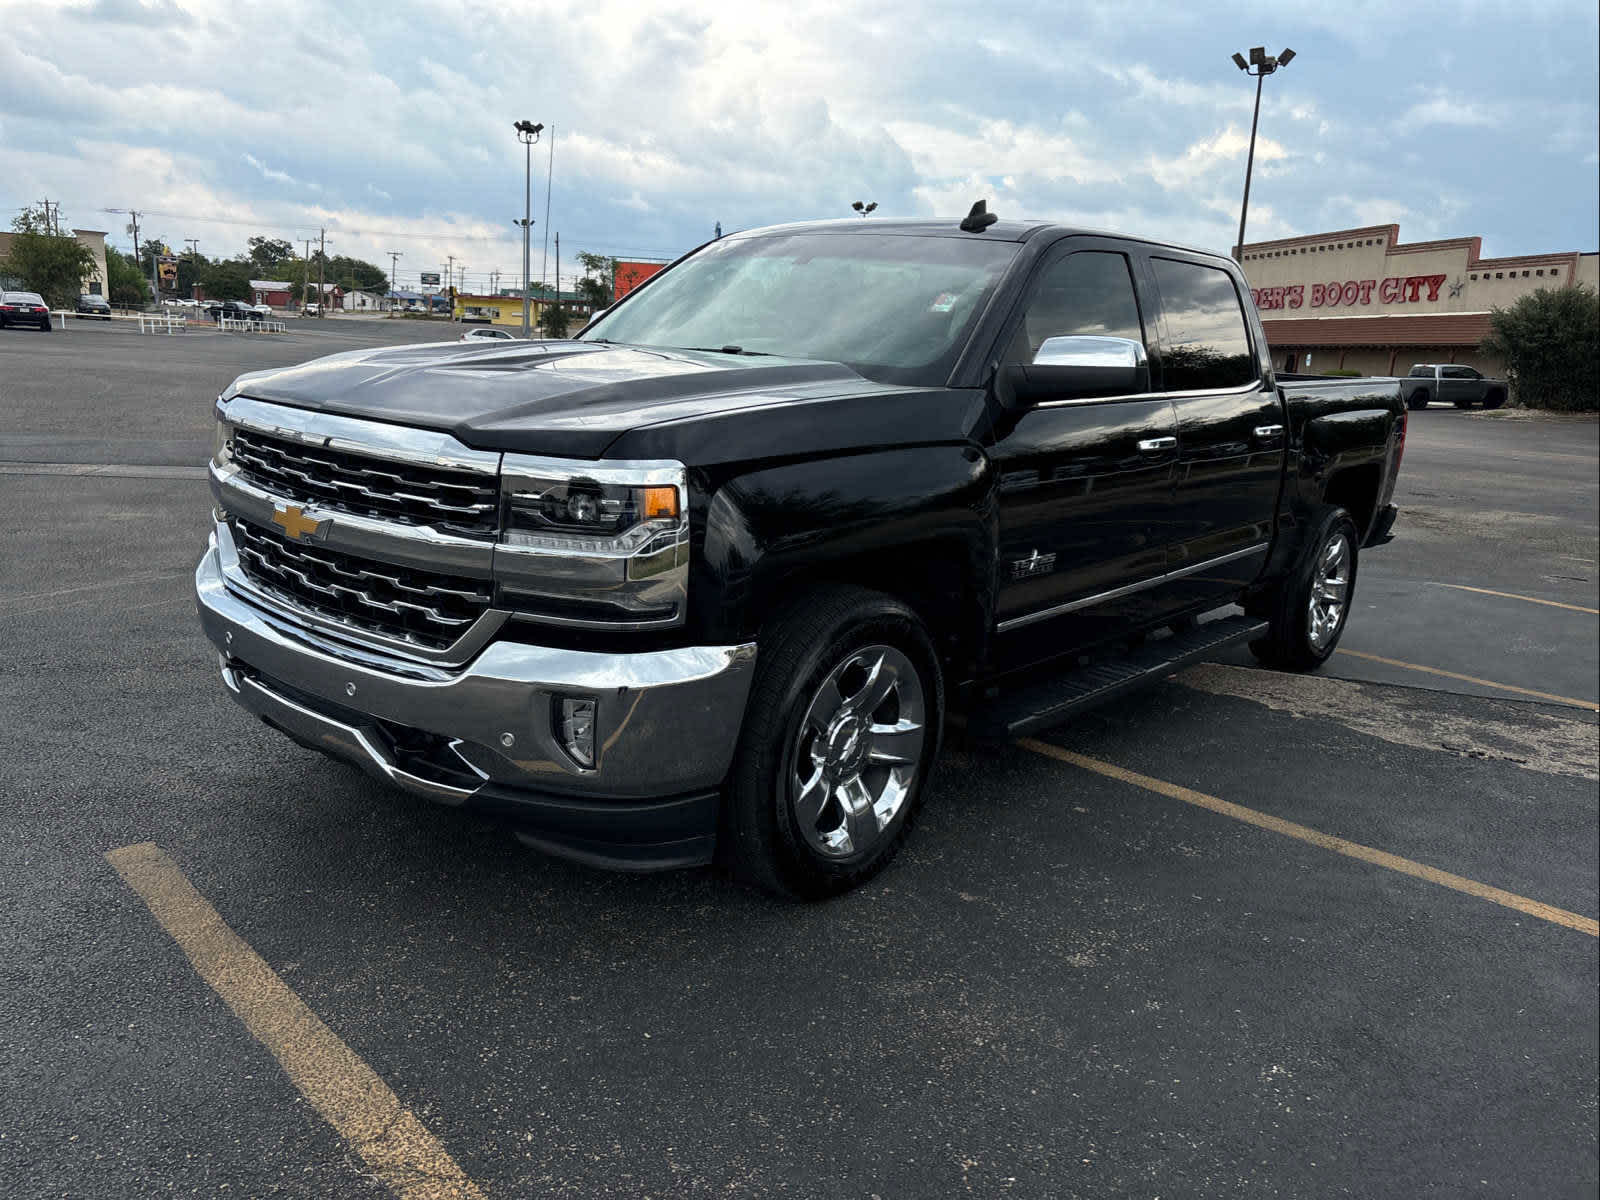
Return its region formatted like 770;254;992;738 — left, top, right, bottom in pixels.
231;519;493;649
230;428;499;537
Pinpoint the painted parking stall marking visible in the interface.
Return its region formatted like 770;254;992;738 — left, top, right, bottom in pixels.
1336;649;1599;711
106;842;486;1200
1431;582;1599;615
1016;740;1599;937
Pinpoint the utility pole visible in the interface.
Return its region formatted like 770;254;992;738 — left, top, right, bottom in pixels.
554;232;560;335
445;254;455;321
317;227;327;317
387;250;401;313
185;238;199;258
302;238;312;312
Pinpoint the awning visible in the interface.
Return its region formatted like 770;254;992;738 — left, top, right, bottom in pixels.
1260;312;1492;346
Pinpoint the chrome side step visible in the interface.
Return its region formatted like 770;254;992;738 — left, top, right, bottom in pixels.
967;614;1268;740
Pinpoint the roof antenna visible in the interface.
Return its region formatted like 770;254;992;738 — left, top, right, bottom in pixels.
959;199;998;233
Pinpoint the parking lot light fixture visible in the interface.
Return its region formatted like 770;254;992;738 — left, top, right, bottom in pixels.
1231;46;1297;261
514;119;545;337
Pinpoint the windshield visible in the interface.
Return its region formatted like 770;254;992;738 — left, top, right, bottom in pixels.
580;232;1020;385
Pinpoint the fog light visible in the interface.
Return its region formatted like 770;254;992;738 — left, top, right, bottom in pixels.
559;697;597;768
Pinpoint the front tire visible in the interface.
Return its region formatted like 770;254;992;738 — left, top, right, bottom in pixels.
723;586;943;900
1250;508;1359;672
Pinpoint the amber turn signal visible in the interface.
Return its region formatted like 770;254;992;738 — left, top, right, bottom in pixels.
641;486;679;519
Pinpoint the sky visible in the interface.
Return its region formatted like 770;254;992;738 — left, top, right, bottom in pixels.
3;0;1596;294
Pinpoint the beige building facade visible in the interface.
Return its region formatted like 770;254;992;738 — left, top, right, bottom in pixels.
0;227;110;299
1238;223;1598;377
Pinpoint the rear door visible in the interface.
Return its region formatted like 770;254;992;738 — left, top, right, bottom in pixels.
986;239;1179;663
1143;253;1280;608
1438;365;1481;405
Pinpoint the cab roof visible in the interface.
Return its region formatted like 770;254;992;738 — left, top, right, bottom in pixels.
724;216;1231;262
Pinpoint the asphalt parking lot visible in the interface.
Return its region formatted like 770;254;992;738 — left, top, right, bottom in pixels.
2;320;1596;1198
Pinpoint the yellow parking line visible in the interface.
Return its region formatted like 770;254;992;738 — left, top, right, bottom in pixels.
1017;739;1599;937
1433;583;1599;615
106;843;485;1200
1336;649;1599;712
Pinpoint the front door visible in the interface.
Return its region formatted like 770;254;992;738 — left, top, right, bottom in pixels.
987;242;1179;667
1145;254;1281;610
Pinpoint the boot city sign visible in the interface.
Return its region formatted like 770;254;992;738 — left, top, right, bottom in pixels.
1250;274;1449;312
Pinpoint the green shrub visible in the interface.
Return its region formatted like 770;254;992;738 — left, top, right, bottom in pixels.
1481;285;1599;412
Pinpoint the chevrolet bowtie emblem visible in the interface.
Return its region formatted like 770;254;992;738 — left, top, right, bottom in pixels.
270;503;330;543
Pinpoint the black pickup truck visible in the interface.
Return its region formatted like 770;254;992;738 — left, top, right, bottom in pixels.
196;212;1406;897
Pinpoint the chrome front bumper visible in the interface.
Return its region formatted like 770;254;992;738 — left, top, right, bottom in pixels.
196;529;757;868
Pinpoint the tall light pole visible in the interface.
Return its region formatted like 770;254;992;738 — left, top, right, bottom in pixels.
1230;46;1295;261
514;119;544;337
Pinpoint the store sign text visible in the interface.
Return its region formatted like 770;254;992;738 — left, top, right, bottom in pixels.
1251;274;1449;311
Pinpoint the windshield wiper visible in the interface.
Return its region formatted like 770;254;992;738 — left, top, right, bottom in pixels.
677;344;773;357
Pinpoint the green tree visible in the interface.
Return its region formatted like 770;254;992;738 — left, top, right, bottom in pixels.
247;236;296;273
328;255;388;294
1481;285;1599;412
106;248;151;307
540;303;572;338
0;204;98;308
199;258;252;301
575;251;618;309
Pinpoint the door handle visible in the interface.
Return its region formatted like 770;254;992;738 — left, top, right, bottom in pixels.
1253;424;1285;440
1137;437;1178;453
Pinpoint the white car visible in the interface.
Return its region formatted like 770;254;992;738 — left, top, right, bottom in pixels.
250;303;273;316
459;327;518;343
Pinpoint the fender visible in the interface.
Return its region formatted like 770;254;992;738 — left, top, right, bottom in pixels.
692;446;996;672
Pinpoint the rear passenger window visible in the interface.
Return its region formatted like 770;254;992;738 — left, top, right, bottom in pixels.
1002;251;1146;364
1151;258;1257;390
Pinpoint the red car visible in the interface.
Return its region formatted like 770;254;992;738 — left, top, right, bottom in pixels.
0;291;52;331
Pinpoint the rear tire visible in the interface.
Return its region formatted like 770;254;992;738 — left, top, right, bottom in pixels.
1407;391;1430;411
1482;390;1506;410
722;585;943;900
1249;508;1359;673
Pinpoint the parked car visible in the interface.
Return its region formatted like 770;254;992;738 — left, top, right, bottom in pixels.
0;291;52;331
76;294;113;319
196;210;1406;898
209;300;264;324
302;303;321;316
460;327;518;342
250;303;274;317
1398;363;1508;411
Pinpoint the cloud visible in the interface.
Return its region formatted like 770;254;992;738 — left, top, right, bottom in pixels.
242;153;318;192
1;0;1594;289
1398;88;1500;131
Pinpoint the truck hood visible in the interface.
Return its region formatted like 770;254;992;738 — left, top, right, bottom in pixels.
224;339;868;459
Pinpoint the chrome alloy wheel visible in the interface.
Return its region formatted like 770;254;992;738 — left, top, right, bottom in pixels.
789;644;927;860
1307;531;1351;651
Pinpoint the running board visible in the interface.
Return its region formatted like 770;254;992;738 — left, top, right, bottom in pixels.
967;614;1268;741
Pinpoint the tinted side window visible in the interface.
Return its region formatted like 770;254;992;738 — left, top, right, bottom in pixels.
1151;258;1257;390
1442;366;1476;378
1001;251;1146;364
1408;365;1433;377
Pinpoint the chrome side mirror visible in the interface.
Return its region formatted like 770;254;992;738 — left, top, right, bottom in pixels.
1033;335;1148;369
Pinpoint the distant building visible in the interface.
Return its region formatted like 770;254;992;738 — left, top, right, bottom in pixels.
0;227;109;297
463;288;598;328
613;259;667;300
249;280;294;307
1240;223;1599;376
344;289;385;311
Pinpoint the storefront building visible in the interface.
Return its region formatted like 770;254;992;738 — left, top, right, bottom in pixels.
1238;224;1598;377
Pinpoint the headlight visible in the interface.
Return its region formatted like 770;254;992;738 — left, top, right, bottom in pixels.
496;454;690;629
503;474;680;552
